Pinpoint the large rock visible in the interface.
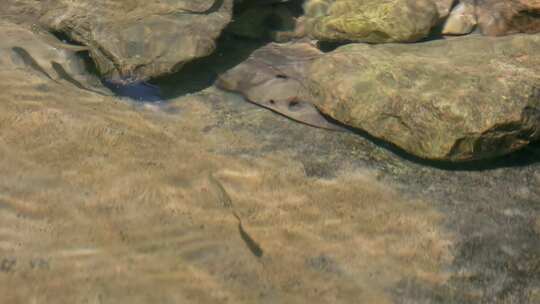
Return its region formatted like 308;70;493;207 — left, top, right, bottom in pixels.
471;0;540;36
219;35;540;161
24;0;233;80
301;0;440;43
310;35;540;161
442;0;540;37
432;0;456;19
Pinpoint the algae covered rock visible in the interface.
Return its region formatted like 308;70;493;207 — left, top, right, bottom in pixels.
306;34;540;161
441;0;540;37
36;0;233;81
472;0;540;36
302;0;440;43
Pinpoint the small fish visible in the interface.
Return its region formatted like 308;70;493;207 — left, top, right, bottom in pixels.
12;47;53;79
234;213;264;258
51;61;110;96
208;174;264;258
51;61;86;89
30;24;90;52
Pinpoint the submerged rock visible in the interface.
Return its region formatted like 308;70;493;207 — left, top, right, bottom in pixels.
306;34;540;161
432;0;456;20
442;2;478;35
33;0;233;80
301;0;440;43
471;0;540;36
219;35;540;161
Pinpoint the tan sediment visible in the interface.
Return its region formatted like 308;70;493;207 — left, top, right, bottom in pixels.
0;65;453;303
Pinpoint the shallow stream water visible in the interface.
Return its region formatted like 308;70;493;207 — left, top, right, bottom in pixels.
1;74;539;303
1;21;540;304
